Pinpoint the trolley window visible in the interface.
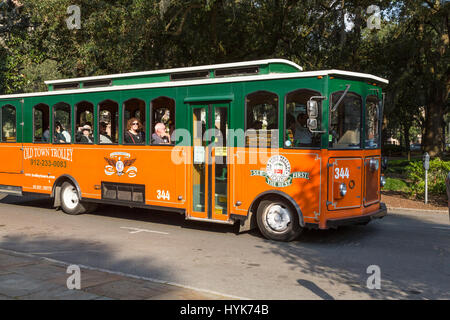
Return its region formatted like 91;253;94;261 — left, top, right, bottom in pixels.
245;91;279;148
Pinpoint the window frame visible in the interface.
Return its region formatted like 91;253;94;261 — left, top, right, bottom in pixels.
97;99;119;145
283;88;322;150
52;102;73;144
328;91;363;150
1;104;17;143
122;98;146;146
32;103;50;144
364;94;381;150
74;100;95;145
244;90;279;149
149;96;176;146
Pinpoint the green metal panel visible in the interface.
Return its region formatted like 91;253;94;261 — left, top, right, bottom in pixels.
112;74;170;86
268;63;300;73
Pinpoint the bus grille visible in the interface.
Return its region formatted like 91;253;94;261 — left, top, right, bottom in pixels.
102;182;145;203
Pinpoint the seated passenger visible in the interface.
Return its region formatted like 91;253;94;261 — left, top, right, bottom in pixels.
251;120;263;130
124;117;144;144
54;122;66;143
99;121;113;144
77;121;92;142
151;123;171;144
43;126;50;142
80;125;93;144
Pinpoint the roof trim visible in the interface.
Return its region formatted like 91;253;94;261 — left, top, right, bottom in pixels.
44;59;303;85
0;70;388;100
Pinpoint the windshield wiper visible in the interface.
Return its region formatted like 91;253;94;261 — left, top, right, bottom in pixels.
331;84;351;112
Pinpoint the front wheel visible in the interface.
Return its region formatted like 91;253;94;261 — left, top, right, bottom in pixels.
256;199;302;242
60;182;87;215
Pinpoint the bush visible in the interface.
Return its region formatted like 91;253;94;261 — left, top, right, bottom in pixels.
385;159;419;175
406;158;450;196
383;177;409;192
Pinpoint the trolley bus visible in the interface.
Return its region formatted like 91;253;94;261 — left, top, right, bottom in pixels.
0;59;388;241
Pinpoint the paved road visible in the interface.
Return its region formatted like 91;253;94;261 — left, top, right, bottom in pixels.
0;195;448;300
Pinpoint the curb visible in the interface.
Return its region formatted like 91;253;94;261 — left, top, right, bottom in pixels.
387;206;448;214
0;247;249;300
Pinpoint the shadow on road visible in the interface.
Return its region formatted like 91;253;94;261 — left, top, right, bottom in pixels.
254;213;449;299
0;233;174;288
0;195;240;236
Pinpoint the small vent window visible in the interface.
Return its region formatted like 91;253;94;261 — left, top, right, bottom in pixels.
170;71;209;81
53;82;80;91
83;79;112;88
215;66;259;77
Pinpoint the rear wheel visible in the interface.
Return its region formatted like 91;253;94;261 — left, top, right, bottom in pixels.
60;182;87;215
256;199;302;242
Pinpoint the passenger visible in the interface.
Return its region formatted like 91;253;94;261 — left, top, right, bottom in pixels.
124;117;144;144
43;126;50;142
151;123;171;144
61;125;71;143
54;122;66;143
99;121;113;144
79;125;93;144
251;120;263;130
294;113;312;145
76;121;92;142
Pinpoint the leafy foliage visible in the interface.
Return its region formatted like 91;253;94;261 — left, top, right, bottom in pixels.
406;158;450;196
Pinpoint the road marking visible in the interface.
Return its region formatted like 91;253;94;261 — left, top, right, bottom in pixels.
0;247;249;300
120;227;169;235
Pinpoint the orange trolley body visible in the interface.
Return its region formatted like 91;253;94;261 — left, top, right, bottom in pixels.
0;59;388;241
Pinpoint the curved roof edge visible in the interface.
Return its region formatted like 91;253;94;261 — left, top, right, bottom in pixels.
0;70;388;100
44;59;303;85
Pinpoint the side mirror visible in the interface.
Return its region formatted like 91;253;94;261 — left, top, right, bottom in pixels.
307;100;318;118
307;118;318;130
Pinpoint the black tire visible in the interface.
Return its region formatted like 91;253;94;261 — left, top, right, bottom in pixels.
60;181;87;215
256;198;302;241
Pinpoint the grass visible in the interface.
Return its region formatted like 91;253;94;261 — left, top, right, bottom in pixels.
383;177;410;192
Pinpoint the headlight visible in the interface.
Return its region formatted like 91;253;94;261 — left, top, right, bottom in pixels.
380;175;386;187
339;183;347;197
369;158;379;171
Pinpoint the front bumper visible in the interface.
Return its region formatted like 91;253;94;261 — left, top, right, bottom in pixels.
325;202;387;228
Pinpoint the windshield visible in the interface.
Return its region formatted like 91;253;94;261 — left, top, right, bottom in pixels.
329;91;362;149
365;95;380;149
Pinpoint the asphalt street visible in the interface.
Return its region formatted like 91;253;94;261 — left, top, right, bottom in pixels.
0;194;448;300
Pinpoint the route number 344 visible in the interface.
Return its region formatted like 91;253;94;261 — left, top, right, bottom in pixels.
157;190;170;200
335;167;350;179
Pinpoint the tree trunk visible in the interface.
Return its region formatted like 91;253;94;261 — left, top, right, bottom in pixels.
424;100;445;157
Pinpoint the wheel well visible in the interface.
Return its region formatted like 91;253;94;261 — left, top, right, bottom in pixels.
52;175;81;207
249;192;304;227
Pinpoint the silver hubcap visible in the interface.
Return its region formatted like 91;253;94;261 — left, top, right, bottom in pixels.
62;186;79;210
264;203;291;232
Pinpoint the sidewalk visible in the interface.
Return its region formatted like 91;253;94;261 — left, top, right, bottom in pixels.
0;249;235;300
